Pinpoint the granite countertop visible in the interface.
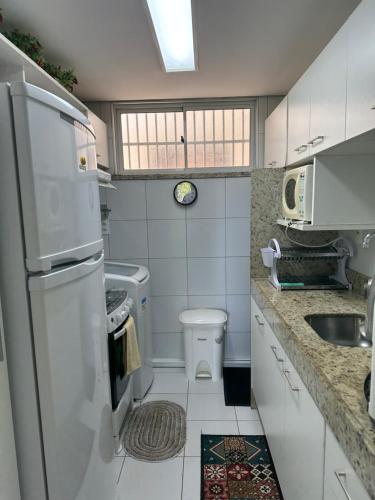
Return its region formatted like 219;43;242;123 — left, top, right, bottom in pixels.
251;279;375;498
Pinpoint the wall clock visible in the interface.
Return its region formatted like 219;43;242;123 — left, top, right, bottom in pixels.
173;181;198;206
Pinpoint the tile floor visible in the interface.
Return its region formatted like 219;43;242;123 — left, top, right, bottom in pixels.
115;368;263;500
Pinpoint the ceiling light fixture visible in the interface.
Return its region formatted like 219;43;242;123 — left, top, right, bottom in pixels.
146;0;196;72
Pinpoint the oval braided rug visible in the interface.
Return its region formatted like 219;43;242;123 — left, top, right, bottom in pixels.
123;401;186;461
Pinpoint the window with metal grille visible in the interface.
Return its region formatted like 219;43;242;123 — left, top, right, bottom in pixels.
115;101;254;172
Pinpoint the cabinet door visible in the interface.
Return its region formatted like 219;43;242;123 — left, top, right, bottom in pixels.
309;25;347;154
346;0;375;139
258;323;285;472
278;358;325;500
264;97;287;168
88;110;110;168
250;298;267;409
287;71;311;165
324;425;371;500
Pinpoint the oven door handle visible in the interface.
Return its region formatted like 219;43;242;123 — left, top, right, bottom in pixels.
114;326;127;341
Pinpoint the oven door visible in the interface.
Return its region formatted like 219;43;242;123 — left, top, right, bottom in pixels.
108;320;130;411
282;170;300;220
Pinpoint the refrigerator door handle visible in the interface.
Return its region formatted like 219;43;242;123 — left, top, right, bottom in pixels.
29;252;104;291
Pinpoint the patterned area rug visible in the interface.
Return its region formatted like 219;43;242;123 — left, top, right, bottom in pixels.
201;435;283;499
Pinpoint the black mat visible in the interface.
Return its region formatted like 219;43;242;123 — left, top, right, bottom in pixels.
223;367;251;406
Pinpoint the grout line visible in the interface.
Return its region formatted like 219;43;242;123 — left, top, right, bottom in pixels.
117;456;126;484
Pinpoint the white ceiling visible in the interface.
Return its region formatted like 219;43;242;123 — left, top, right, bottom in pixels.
1;0;359;101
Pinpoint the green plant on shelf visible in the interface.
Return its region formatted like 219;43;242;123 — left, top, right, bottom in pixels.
0;11;78;93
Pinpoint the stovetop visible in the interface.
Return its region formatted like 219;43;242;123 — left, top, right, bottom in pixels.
105;289;128;315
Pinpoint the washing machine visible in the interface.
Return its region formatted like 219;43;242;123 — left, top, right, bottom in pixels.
104;261;154;400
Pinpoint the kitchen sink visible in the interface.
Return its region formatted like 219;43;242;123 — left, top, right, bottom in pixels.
304;314;371;347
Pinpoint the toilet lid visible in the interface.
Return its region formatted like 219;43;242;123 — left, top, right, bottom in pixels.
179;308;227;326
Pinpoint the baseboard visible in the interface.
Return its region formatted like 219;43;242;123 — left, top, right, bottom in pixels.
152;358;185;368
152;357;251;368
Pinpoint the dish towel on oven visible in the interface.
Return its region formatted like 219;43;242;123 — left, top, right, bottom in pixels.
125;315;142;375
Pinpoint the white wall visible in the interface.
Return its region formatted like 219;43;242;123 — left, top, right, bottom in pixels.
101;177;251;367
341;230;375;277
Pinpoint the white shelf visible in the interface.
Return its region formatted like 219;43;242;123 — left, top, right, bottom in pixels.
0;33;87;114
277;218;375;231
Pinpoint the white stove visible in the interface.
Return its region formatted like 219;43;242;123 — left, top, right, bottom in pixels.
105;288;132;333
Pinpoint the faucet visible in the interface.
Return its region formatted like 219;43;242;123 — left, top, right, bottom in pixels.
363;233;375;341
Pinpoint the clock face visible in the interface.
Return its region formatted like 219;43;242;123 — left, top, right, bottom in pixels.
174;181;198;206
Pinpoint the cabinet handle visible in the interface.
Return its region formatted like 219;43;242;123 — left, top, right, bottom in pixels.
283;369;299;392
371;105;375;110
197;338;207;341
307;135;324;146
334;471;353;500
255;314;264;326
293;144;307;153
270;345;284;362
268;161;277;167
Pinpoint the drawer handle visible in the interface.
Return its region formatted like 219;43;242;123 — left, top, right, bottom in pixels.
307;135;324;145
283;369;299;392
270;345;284;362
371;105;375;110
334;471;353;500
255;314;264;326
197;338;207;341
294;144;307;153
268;161;277;167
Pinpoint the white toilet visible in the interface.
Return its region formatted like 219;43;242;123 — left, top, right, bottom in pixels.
179;309;227;381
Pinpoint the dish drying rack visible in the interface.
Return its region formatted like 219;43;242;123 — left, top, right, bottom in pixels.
261;237;354;290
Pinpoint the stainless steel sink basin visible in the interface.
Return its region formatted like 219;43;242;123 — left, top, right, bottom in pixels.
304;314;371;347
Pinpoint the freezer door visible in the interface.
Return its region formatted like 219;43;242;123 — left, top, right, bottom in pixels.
0;298;21;500
28;253;118;500
10;82;102;272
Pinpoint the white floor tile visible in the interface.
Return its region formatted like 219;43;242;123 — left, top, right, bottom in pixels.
149;372;188;394
182;457;201;500
238;420;264;435
188;379;224;394
235;406;260;421
142;393;188;411
116;457;183;500
187;394;236;420
185;420;238;457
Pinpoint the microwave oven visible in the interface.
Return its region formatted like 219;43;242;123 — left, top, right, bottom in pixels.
282;165;313;222
281;157;375;228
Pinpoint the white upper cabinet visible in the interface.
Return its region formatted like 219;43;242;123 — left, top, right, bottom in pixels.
88;110;110;169
346;0;375;140
264;97;287;168
309;25;347;154
287;70;311;165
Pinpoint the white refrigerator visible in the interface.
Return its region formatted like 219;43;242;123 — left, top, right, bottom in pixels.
0;82;117;500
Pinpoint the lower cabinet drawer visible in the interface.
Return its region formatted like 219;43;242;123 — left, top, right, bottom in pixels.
324;425;370;500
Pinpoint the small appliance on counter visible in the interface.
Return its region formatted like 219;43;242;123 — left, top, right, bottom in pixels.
261;237;354;290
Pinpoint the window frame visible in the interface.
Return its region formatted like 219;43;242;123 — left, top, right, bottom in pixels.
112;98;257;175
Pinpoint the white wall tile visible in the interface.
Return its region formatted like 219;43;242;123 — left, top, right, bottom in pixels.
226;218;250;256
109;220;148;259
188;295;226;310
188;258;226;295
105;258;149;268
226;257;250;294
226;295;251;332
151;296;187;332
107;180;146;220
225;178;251;218
149;258;187;296
186;179;225;219
187;219;225;257
152;332;184;360
225;332;250;360
148;220;186;258
146;180;186;219
103;235;110;258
